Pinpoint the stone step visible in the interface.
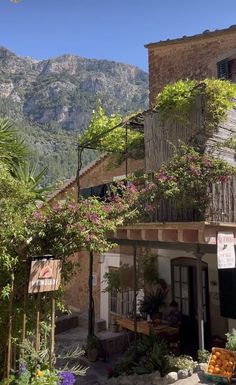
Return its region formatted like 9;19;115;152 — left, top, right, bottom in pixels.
78;314;106;332
55;313;79;334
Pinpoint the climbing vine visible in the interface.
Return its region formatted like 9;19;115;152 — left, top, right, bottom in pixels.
79;106;144;164
156;79;236;130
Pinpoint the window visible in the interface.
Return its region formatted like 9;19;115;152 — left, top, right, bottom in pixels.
217;59;229;80
110;289;134;316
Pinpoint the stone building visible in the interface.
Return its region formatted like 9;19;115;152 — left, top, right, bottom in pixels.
145;25;236;105
48;154;144;321
53;26;236;351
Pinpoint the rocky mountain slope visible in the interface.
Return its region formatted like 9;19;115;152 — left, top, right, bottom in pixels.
0;47;148;185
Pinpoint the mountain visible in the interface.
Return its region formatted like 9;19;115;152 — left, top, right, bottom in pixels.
0;47;148;185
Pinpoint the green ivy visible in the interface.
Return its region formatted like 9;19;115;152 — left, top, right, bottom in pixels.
156;79;236;130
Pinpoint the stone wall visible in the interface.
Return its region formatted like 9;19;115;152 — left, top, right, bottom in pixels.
63;251;101;318
146;27;236;105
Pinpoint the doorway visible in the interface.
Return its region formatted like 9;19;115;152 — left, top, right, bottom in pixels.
171;257;210;355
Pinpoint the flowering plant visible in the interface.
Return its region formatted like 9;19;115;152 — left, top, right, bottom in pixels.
134;144;236;217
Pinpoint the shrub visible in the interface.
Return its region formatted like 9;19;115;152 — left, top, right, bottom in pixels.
226;329;236;351
168;355;196;372
197;349;210;363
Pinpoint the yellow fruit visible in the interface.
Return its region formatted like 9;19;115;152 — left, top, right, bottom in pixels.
215;351;221;357
36;370;44;377
216;359;222;366
212;354;217;360
208;369;213;374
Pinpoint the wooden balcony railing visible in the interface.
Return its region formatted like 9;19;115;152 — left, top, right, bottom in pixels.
150;176;236;223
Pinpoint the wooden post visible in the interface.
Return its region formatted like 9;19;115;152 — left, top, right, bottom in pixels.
77;146;83;200
133;245;137;359
21;268;28;358
49;293;55;368
6;272;14;385
88;251;94;337
125;126;128;177
196;250;205;350
35;293;41;354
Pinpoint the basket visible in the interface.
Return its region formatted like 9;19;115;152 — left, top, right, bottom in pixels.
205;347;236;384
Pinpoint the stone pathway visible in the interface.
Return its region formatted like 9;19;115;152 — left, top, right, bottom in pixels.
55;327;213;385
56;327;122;385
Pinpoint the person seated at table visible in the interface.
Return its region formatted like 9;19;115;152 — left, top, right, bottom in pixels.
167;301;182;328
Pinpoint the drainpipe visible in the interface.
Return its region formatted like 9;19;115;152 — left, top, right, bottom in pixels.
195;249;205;350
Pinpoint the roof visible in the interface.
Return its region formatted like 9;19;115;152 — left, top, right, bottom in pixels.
46;153;109;203
145;25;236;49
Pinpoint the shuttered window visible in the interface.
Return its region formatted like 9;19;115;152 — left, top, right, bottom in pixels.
217;59;229;79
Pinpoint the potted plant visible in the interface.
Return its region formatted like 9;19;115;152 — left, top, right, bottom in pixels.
87;335;100;362
139;288;167;321
111;318;119;333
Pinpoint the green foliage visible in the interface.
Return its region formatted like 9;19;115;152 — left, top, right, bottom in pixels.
197;349;210;363
156;80;198;122
79;105;144;165
142;254;160;285
0;117;28;172
218;137;236;152
139;288;167;316
156;79;236;130
168;355;196;371
103;264;134;293
87;335;100;350
136;144;236;215
111;334;170;377
225;329;236;351
0;134;138;378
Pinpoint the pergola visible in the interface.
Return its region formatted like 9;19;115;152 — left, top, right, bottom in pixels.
76;111;146;338
108;221;236;351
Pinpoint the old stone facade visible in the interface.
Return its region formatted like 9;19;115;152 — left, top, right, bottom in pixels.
145;26;236;105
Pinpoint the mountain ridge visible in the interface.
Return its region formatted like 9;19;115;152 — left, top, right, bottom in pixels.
0;46;148;185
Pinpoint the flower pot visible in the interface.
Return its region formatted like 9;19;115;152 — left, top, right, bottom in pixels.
88;348;98;362
111;323;119;332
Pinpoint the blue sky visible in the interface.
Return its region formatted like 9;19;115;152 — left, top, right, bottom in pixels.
1;0;236;71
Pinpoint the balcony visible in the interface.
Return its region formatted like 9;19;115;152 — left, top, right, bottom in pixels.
147;176;236;224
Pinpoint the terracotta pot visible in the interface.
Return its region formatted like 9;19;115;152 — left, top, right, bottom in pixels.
88;348;98;362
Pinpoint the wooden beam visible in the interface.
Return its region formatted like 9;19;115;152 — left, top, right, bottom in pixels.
108;238;235;254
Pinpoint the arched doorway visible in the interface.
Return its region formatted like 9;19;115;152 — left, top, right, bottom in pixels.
171;257;211;355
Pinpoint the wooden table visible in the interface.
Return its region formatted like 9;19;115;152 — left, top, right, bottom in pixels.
116;317;179;337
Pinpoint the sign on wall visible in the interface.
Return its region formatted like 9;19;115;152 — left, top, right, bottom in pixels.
28;259;62;293
217;232;235;269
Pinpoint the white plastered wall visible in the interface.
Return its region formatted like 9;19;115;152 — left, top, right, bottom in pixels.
100;253;120;328
155;249;228;338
